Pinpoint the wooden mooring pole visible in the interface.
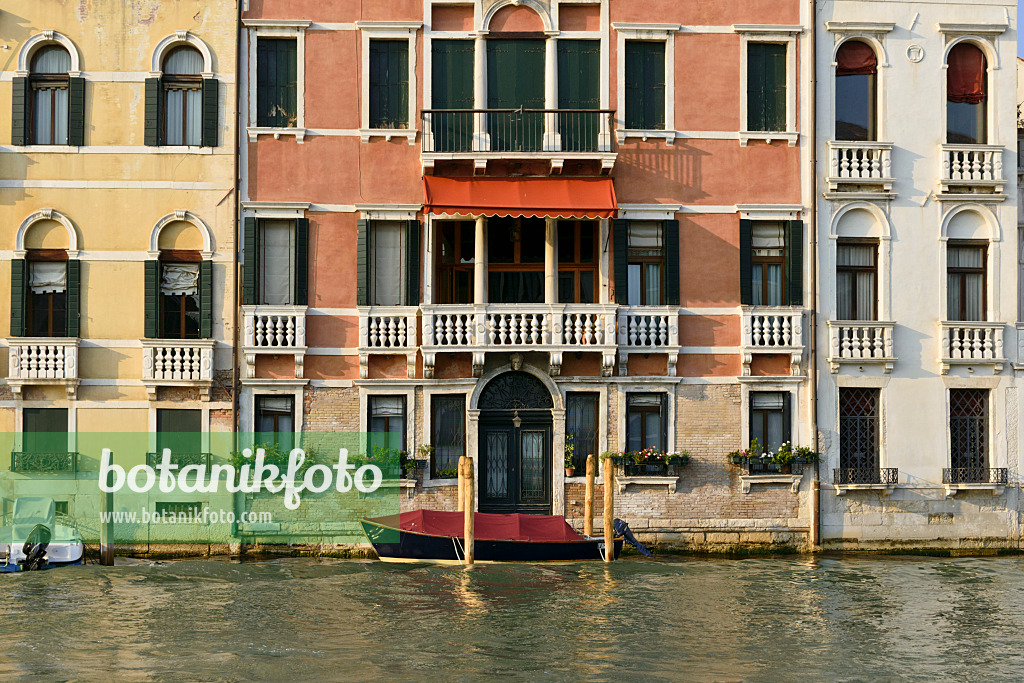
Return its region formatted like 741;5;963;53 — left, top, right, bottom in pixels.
457;455;466;512
584;454;596;537
603;457;615;562
100;461;115;566
463;458;475;566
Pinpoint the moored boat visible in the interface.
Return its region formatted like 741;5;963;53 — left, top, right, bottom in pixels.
0;497;85;573
360;509;623;563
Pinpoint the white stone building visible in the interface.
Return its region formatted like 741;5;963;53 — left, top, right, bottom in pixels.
814;0;1020;548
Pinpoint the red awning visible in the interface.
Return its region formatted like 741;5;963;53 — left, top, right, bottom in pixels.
423;177;617;219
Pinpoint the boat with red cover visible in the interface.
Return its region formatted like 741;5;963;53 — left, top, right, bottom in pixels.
360;510;623;563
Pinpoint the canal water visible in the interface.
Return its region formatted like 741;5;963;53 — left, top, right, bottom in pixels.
1;554;1023;681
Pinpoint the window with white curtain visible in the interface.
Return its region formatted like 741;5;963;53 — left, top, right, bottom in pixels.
750;391;788;454
751;221;784;306
163;46;203;146
836;241;877;321
369;395;406;453
947;243;986;322
30;46;71;145
627;222;663;306
259;220;295;305
369;221;407;306
28;260;68;337
160;261;200;339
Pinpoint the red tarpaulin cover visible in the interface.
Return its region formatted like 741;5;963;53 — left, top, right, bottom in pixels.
836;41;877;76
423;176;617;219
398;509;585;542
947;43;987;104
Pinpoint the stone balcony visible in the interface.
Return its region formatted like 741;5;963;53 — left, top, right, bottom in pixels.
827;141;894;193
6;338;79;398
740;307;804;376
939;144;1005;196
241;305;307;379
141;339;216;400
358;306;420;379
616;306;681;377
938;321;1005;375
420;304;618;377
827;321;896;374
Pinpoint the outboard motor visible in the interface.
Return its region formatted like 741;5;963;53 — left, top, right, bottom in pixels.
614;518;653;558
19;524;51;571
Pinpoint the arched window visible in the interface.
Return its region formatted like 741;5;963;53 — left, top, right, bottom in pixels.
162;46;204;146
30;45;72;145
947;43;987;145
835;41;877;141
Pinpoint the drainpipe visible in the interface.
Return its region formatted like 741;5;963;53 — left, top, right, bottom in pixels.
807;0;821;550
231;0;242;538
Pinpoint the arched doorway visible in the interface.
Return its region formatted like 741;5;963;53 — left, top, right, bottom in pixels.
477;371;554;514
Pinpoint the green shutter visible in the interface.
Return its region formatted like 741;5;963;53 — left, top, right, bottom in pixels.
613;219;629;305
487;40;544;151
199;260;213;338
625;42;664;130
242;217;258;305
432;40;475;152
144;77;162;146
767;44;787;132
739;219;753;305
369;40;408;129
782;392;792;444
356;219;369;306
558;40;600;151
747;44;765;131
144;260;160;338
748;43;786;132
67;77;86;146
11;77;29;146
257;39;297;127
663;219;680;306
10;259;27;337
66;259;81;337
201;78;219;147
406;219;420;306
294;218;309;306
785;219;803;307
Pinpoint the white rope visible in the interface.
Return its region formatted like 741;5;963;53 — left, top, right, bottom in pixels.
452;536;466;566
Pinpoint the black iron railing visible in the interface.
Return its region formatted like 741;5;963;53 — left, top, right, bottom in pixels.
745;459;804;475
422;108;614;154
834;467;899;485
11;451;78;474
146;452;213;468
942;467;1008;485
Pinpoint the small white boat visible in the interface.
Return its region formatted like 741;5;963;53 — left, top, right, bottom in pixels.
0;497;84;572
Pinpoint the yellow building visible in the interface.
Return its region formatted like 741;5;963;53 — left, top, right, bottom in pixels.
0;2;238;477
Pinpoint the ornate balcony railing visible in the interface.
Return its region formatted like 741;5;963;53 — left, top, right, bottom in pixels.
146;452;212;468
834;467;899;486
141;339;215;400
616;306;680;377
827;321;896;374
940;144;1005;194
942;467;1008;485
740;307;804;376
241;305;307;379
938;321;1005;375
827;141;894;192
11;451;78;474
6;338;79;398
358;306;419;379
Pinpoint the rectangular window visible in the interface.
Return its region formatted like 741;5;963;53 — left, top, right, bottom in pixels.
23;408;68;453
747;43;787;132
369;395;406;454
369;40;409;129
160;261;200;339
624;41;665;130
751;222;785;307
566;393;599;471
488;218;545;304
627;222;663;306
436;221;474;305
32;81;69;145
839;388;879;472
369;221;408;306
255;395;294;454
626;393;666;452
558;221;597;304
431;395;464;478
27;259;67;337
949;388;988;471
750;392;789;454
947;243;986;321
156;409;202;455
836;241;877;320
259;220;295;305
256;38;297;128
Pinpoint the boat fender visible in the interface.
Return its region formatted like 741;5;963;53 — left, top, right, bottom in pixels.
20;524;52;571
613;518;653;558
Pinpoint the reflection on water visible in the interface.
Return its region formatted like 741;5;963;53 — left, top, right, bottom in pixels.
2;555;1024;681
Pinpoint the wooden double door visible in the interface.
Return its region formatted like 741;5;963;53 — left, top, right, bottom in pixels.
478;412;552;515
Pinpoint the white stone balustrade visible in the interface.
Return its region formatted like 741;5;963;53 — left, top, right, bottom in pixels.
940;144;1005;194
740;307;804;376
141;339;215;400
616;307;680;377
6;338;79;398
827;321;896;374
939;322;1005;375
242;305;307;379
358;307;419;379
827;141;893;192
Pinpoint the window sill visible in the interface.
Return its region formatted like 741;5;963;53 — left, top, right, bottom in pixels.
10;145;81;153
739;131;799;147
943;483;1005;498
616;475;679;494
740;473;803;494
834;483;896;496
359;128;418;143
247;127;306;143
615;129;675;144
421;477;458;488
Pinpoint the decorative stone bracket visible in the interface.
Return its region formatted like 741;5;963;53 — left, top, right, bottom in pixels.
740;474;803;494
616;476;679;495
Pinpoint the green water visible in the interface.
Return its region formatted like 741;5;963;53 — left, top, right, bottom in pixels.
1;555;1023;681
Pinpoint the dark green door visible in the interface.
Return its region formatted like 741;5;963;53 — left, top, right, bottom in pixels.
487;39;545;152
432;40;475;152
558;40;600;151
479;416;552;514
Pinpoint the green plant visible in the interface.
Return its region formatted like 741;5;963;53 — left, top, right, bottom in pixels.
437;467;458;479
229;442;322;482
564;434;575;468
